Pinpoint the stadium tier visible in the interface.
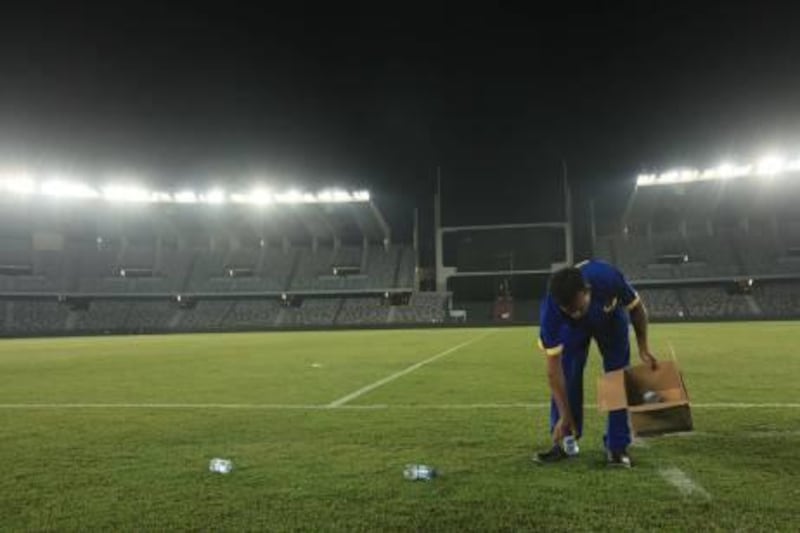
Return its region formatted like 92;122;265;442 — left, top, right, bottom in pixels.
3;172;800;336
0;195;419;295
594;174;800;281
0;294;452;335
0;242;416;295
0;194;463;336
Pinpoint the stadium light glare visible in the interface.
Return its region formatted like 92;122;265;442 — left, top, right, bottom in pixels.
316;189;371;203
786;158;800;173
275;190;304;204
636;156;800;186
174;190;198;203
331;189;353;202
635;174;657;186
201;189;226;204
0;171;372;206
0;175;37;195
316;189;347;203
658;171;679;183
40;179;99;199
250;189;273;205
150;191;172;202
316;190;334;202
756;155;785;176
102;184;153;203
230;188;273;205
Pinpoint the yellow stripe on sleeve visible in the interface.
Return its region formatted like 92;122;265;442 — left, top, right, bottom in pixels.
625;295;641;311
537;339;564;357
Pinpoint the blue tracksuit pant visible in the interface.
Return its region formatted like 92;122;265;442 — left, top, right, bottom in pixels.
549;321;632;452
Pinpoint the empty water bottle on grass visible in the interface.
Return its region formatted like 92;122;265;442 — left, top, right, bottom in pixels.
403;464;437;481
209;458;233;474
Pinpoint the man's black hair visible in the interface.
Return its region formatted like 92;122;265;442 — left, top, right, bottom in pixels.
549;267;589;308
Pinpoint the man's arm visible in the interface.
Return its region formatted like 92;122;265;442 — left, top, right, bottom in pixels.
546;355;574;441
629;300;658;369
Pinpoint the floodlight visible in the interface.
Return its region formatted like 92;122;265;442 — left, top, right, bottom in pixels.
785;159;800;173
658;171;679;183
0;175;36;195
201;189;226;204
254;189;273;204
636;174;657;186
150;191;172;202
102;184;152;203
275;190;304;204
174;190;198;203
316;190;334;202
756;155;785;176
40;179;99;199
331;189;351;202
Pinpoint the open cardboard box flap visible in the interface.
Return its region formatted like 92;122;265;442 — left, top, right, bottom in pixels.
597;360;693;436
598;360;688;411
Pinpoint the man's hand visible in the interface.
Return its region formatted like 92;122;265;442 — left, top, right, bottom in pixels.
639;348;658;370
552;416;575;444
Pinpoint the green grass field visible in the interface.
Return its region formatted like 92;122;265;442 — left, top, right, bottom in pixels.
1;323;798;531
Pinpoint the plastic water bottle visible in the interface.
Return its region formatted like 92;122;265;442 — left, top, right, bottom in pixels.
403;464;437;481
643;390;661;404
209;458;233;474
562;436;579;456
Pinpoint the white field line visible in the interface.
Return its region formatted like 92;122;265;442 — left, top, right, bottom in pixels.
0;402;547;410
667;341;678;361
659;466;711;501
743;430;800;438
0;403;335;410
0;401;797;410
326;330;496;408
692;403;800;408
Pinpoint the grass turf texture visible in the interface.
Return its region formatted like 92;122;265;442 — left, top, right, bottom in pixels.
0;324;798;531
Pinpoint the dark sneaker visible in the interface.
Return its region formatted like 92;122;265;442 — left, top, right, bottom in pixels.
607;449;632;468
534;444;571;464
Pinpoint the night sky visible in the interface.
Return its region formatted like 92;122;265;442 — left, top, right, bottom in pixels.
2;2;800;231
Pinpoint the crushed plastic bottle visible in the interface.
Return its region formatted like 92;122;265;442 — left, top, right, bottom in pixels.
562;435;580;456
403;464;437;481
642;390;662;404
209;458;233;474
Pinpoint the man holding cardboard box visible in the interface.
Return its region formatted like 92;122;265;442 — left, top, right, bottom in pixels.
535;260;657;468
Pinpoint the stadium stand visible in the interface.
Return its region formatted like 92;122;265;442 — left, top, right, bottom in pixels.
677;286;753;319
125;301;178;332
279;298;340;327
224;300;282;328
3;170;800;337
337;297;389;325
635;288;684;320
753;282;800;317
391;292;449;324
4;300;68;334
581;170;800;325
177;300;236;331
73;301;135;332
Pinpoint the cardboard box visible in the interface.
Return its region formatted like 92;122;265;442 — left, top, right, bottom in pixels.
597;360;693;437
